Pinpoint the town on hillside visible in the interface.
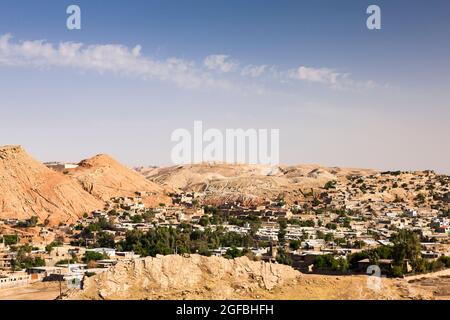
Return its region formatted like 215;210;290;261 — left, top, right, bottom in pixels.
1;167;449;297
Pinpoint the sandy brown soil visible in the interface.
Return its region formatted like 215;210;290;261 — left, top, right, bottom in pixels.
140;163;377;205
0;282;66;300
399;269;450;300
268;269;450;300
2;270;449;300
65;255;450;300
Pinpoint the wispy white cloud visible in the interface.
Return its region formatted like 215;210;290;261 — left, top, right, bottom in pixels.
287;66;342;85
203;54;237;73
286;65;377;90
241;64;267;78
0;34;233;90
0;34;380;92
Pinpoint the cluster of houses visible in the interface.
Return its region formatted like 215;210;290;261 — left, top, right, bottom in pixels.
0;240;140;291
0;169;448;290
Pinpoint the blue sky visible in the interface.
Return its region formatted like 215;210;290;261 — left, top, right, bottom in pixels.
0;0;449;172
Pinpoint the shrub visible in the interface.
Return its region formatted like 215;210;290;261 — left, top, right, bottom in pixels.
3;235;19;246
438;256;450;268
224;246;244;259
83;251;108;263
276;249;293;266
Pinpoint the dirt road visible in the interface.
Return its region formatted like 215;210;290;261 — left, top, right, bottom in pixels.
0;282;66;300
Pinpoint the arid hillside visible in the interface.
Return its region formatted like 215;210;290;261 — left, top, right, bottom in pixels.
140;163;449;210
139;163;376;205
70;154;171;206
0;145;103;225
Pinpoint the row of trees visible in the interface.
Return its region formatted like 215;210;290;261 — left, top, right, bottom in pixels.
0;235;19;246
116;224;255;257
10;244;45;271
16;216;38;228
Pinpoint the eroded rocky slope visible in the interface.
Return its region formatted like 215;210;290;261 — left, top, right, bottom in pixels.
70;154;171;206
66;254;449;300
67;254;300;300
0;145;103;225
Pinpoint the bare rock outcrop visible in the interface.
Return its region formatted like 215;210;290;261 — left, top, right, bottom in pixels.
68;254;301;300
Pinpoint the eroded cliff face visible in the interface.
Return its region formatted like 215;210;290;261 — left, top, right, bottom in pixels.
0;145;103;225
67;255;301;300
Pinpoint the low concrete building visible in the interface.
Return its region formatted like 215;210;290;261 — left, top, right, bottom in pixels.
0;272;31;289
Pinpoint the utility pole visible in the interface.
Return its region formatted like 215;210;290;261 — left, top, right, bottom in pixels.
58;269;62;300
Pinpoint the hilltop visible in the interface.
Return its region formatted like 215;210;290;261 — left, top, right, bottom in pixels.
139;163;377;205
138;163;449;211
69;154;171;207
0;146;173;226
0;145;103;226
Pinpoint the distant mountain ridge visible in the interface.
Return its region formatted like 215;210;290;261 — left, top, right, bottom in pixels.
138;163;377;205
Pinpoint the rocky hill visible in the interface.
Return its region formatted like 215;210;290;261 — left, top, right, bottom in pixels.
140;163;449;211
0;145;103;225
69;154;172;206
139;163;376;205
66;254;446;300
67;254;300;300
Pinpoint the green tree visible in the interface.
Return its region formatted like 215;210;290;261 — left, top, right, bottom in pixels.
278;220;287;246
324;181;336;190
289;240;301;251
438;256;450;268
224;246;244;259
391;230;421;271
96;232;115;248
45;240;63;253
130;215;143;223
325;223;337;230
11;245;46;270
276;249;293;266
199;215;210;227
312;198;321;207
3;235;19;246
83;251;108;263
324;233;334;242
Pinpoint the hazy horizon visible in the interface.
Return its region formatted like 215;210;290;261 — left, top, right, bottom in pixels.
1;0;449;173
2;143;446;175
